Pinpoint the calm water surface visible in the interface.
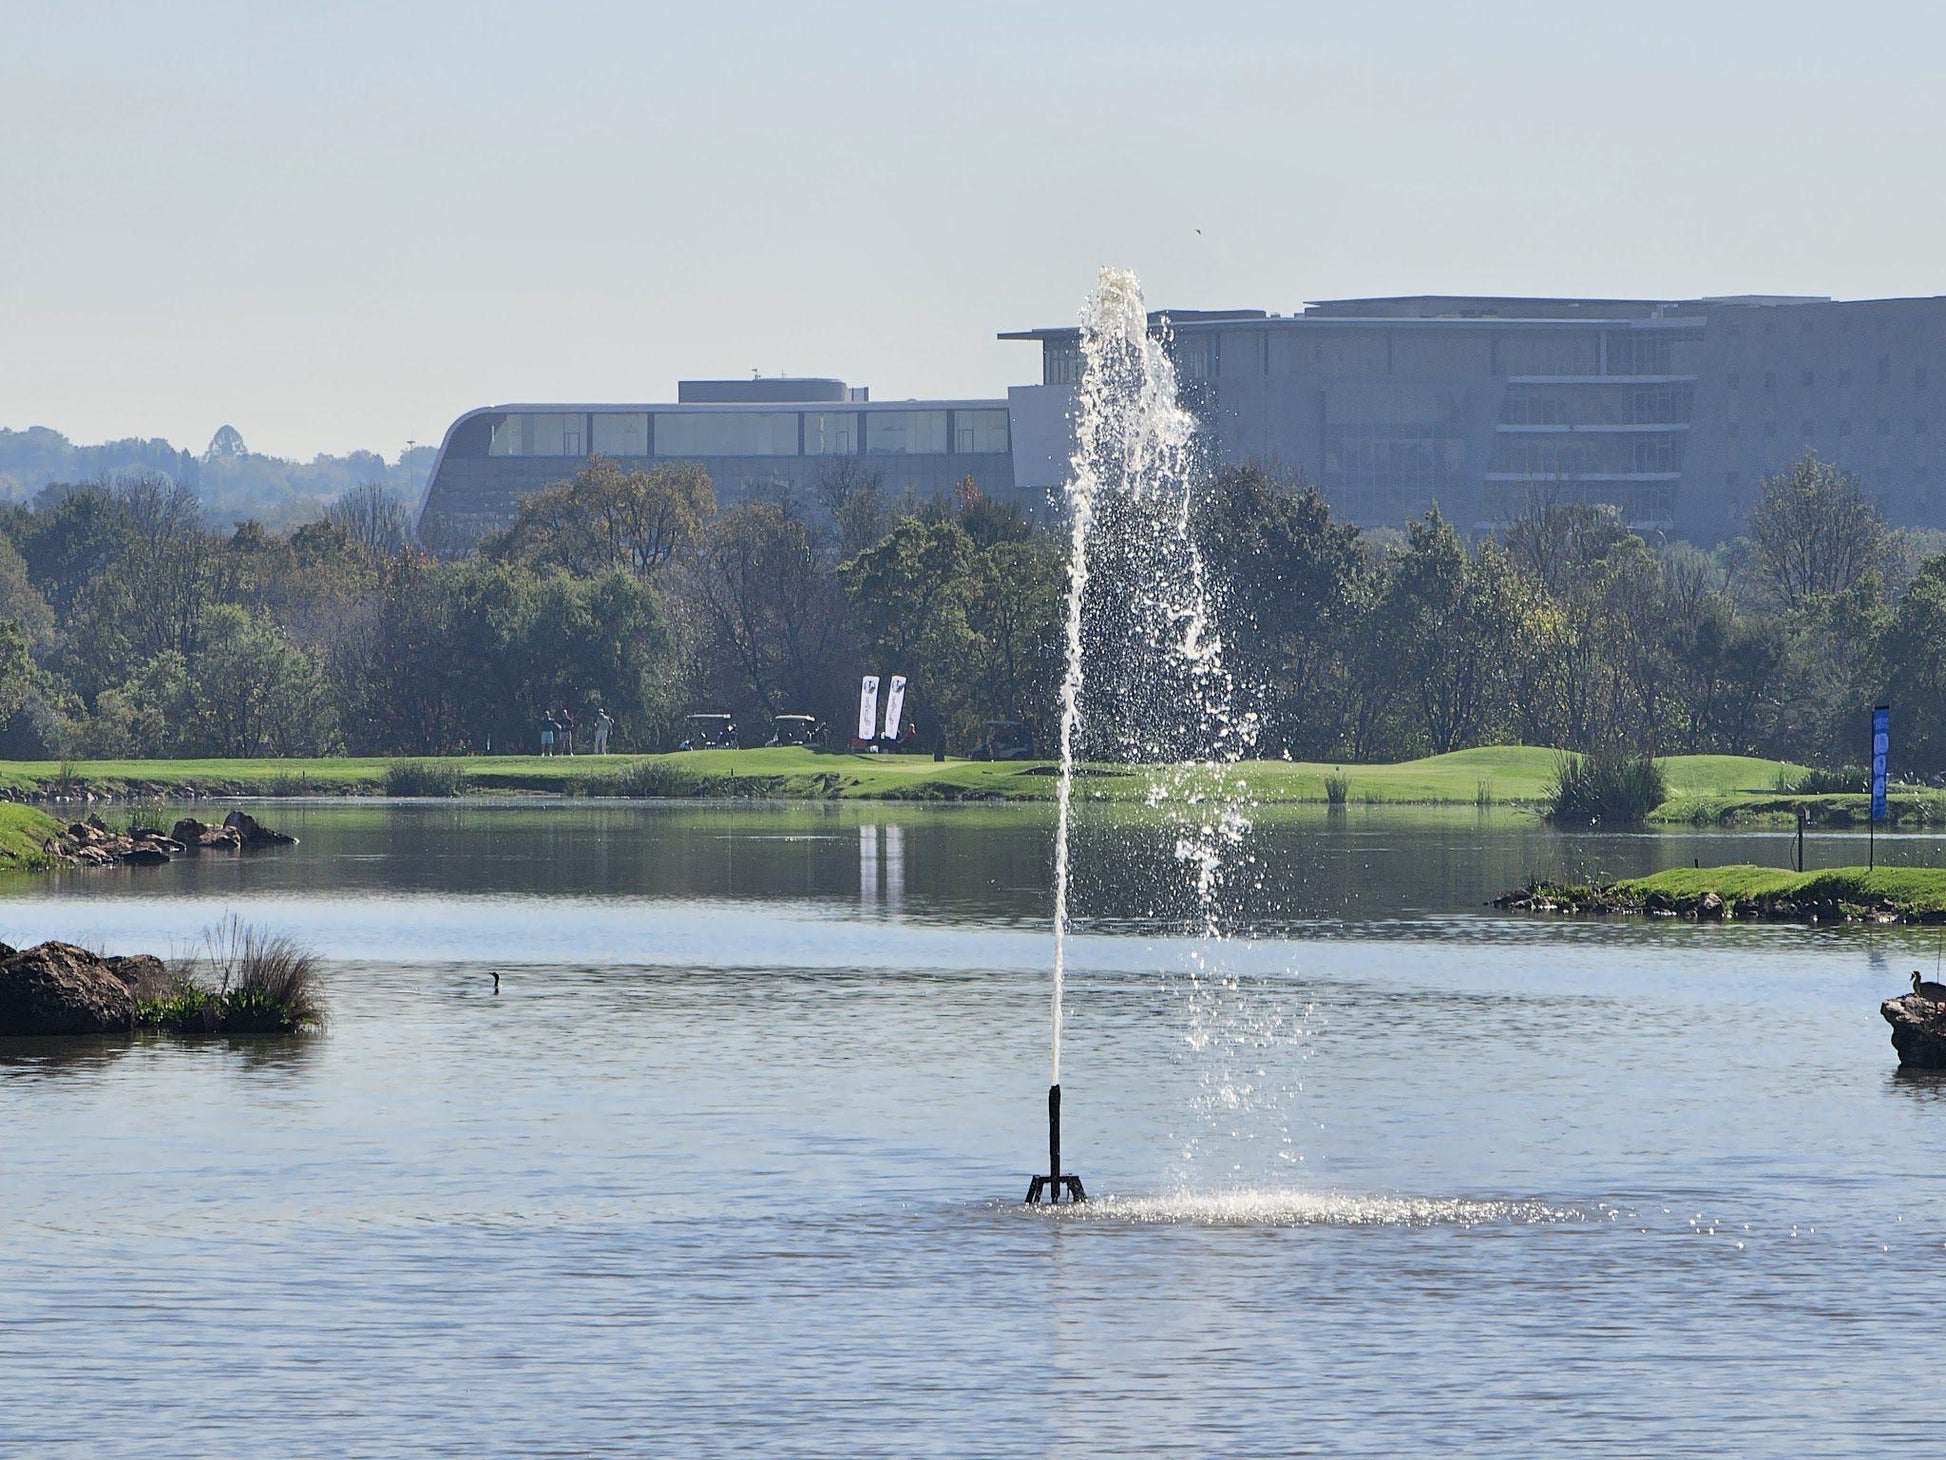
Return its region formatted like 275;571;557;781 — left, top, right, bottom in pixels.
2;801;1943;1455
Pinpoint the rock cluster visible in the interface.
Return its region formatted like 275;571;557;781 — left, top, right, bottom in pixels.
0;941;177;1035
1882;992;1946;1069
50;811;295;868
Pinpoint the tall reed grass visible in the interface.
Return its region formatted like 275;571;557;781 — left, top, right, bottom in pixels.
1547;752;1668;824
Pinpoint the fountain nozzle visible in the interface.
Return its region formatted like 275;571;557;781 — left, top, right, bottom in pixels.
1024;1083;1086;1205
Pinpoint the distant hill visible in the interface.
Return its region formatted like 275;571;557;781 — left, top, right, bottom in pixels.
0;425;436;530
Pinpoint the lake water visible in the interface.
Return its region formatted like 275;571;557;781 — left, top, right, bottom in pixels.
2;801;1943;1456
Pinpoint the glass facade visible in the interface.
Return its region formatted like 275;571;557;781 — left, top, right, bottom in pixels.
866;410;949;455
591;413;649;457
803;411;858;456
653;413;799;457
953;409;1009;454
488;412;583;456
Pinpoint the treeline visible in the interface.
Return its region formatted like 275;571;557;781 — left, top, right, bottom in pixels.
1;449;1944;771
0;425;435;530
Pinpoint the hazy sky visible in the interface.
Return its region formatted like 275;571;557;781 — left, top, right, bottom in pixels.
7;1;1946;460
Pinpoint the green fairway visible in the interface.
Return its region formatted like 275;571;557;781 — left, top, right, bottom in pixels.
0;744;1814;807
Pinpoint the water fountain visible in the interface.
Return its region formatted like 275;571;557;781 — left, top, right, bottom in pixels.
1026;268;1256;1205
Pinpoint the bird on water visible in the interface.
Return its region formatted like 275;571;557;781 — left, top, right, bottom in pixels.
491;971;500;995
1910;971;1946;1001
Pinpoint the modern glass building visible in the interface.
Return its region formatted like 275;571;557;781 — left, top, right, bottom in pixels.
1004;294;1946;542
418;295;1946;551
415;377;1018;553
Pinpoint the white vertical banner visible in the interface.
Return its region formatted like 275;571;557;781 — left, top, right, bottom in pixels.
882;674;907;741
857;675;880;742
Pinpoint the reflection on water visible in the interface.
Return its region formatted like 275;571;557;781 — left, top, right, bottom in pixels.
2;800;1945;1454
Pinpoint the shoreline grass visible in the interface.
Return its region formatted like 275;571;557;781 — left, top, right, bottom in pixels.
1502;864;1946;922
134;918;323;1035
0;745;1815;808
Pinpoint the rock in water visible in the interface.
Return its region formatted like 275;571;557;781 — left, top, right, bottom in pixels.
171;817;243;852
0;942;135;1034
1882;993;1946;1069
222;810;296;847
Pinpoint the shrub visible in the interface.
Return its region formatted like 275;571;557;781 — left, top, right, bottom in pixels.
383;759;470;797
1548;752;1668;824
135;917;323;1034
1323;770;1350;806
1791;766;1867;795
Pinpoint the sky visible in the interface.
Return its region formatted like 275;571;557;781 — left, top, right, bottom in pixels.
6;0;1946;460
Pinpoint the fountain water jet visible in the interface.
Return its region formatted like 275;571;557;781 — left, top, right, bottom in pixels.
1026;268;1255;1205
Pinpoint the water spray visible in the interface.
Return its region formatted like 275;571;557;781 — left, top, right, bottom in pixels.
1022;267;1252;1205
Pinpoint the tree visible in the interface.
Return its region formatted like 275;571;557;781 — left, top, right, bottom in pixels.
1877;554;1946;773
1379;510;1540;754
686;503;854;736
1194;466;1365;756
486;457;713;579
1748;451;1890;609
839;517;977;737
324;483;414;556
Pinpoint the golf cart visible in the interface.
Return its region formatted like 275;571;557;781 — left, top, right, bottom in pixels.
766;714;822;747
678;713;739;750
970;720;1035;761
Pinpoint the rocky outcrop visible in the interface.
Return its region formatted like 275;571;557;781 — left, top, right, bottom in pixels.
222;810;296;847
46;811;293;869
171;817;243;851
1883;992;1946;1069
0;942;138;1034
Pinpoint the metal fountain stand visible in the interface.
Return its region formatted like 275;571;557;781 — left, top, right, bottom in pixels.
1024;1083;1086;1205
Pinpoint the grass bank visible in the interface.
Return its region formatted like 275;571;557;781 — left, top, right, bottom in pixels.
0;746;1813;807
1500;864;1946;922
0;803;65;870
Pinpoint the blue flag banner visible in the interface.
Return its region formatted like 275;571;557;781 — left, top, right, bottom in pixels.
1871;705;1890;822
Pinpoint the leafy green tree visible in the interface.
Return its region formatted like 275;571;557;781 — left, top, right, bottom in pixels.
840;516;977;738
1877;554;1946;772
1380;509;1540;754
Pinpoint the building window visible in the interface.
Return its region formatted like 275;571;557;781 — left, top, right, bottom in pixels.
654;412;798;457
952;409;1009;454
803;411;858;456
1043;341;1083;387
865;410;949;455
487;412;584;457
1168;334;1217;381
591;413;649;457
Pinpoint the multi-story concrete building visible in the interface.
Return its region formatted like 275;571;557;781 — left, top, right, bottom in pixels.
416;295;1946;551
415;377;1017;553
1005;294;1946;542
